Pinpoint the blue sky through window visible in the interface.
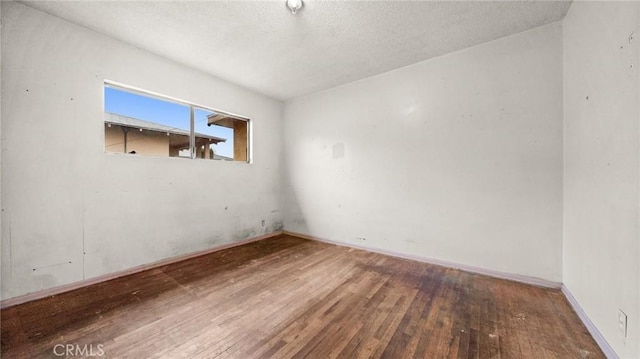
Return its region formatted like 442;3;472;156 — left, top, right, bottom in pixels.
104;86;234;158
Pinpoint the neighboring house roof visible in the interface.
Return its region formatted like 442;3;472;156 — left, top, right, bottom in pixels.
213;154;233;161
104;112;226;143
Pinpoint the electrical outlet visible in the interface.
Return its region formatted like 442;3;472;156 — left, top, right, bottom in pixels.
261;220;265;227
618;310;627;337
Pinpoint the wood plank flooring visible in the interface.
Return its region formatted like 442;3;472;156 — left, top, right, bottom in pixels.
1;235;604;358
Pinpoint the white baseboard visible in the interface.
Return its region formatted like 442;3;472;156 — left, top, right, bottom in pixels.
284;230;562;289
561;285;618;359
0;231;284;309
3;229;617;359
287;231;617;357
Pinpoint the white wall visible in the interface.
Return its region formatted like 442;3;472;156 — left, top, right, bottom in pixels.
0;2;284;300
563;2;640;357
0;0;3;300
284;22;564;282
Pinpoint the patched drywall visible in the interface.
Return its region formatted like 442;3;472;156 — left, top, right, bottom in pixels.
0;2;283;300
563;1;640;357
0;0;3;300
284;22;564;282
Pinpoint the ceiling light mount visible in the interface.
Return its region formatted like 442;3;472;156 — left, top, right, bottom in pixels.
286;0;303;14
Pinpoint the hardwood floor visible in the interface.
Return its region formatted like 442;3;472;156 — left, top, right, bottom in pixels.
1;235;603;358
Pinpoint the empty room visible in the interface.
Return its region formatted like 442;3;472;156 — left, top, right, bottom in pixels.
1;0;638;358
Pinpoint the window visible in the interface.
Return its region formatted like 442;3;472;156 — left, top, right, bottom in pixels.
104;82;250;162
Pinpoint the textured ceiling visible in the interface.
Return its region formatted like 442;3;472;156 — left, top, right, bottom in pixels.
21;1;572;100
